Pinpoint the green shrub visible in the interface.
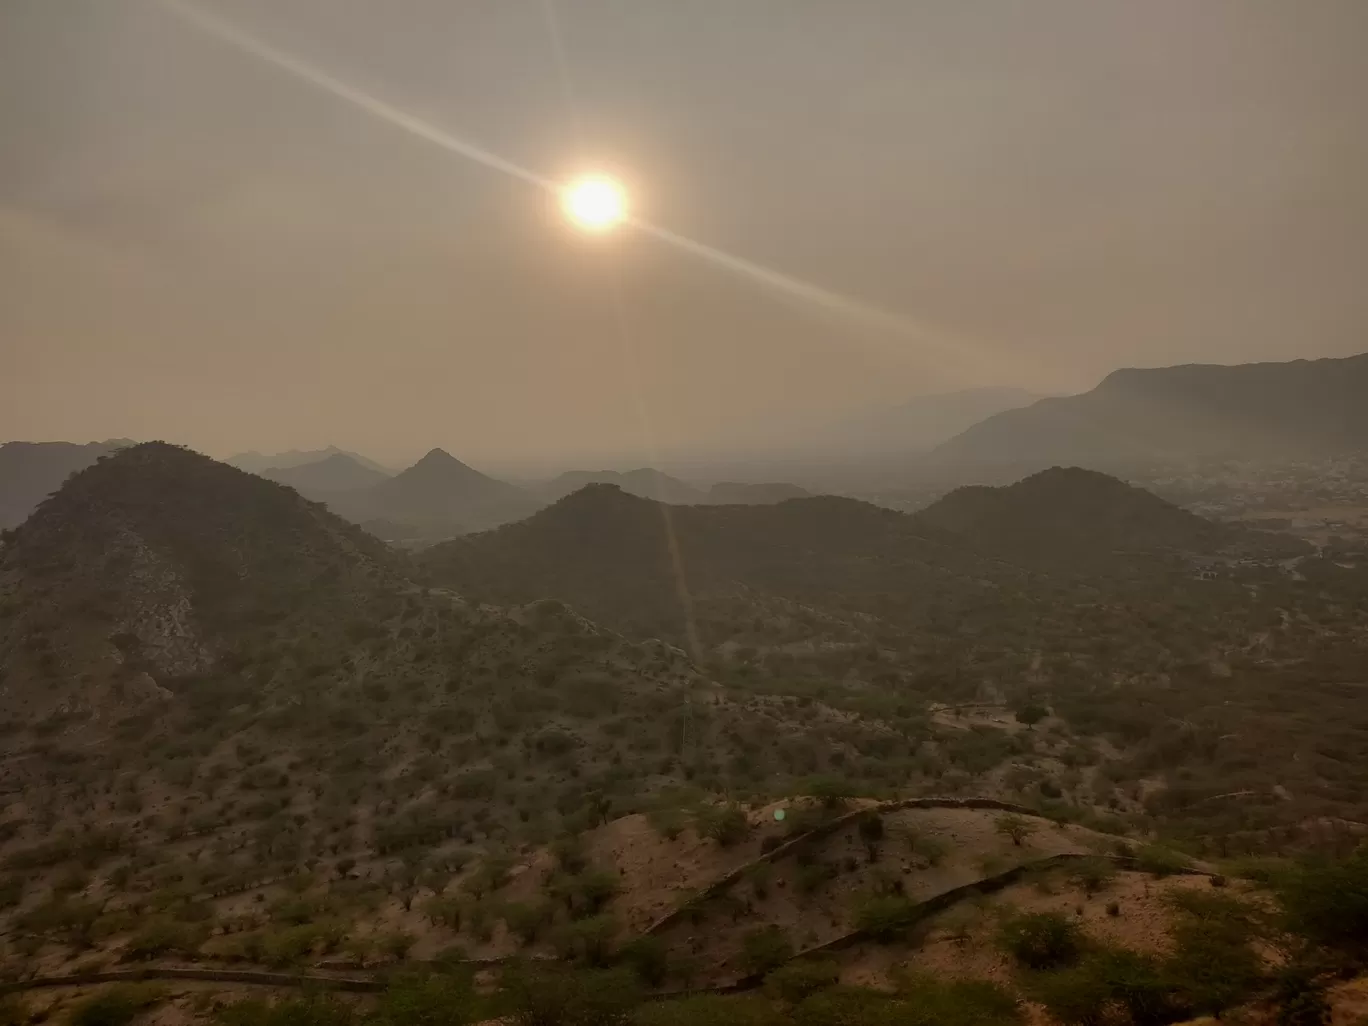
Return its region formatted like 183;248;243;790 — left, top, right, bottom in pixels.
619;936;670;987
215;992;356;1026
696;804;749;848
1069;858;1117;896
67;985;165;1026
1273;966;1332;1026
894;973;1023;1026
634;994;782;1026
1028;948;1169;1026
764;960;839;1004
740;926;793;976
1134;845;1191;878
998;912;1083;971
994;815;1035;848
502;965;639;1026
504;900;555;945
855;895;918;943
123;918;208;960
550;915;617;967
647;807;686;841
1275;850;1368;957
912;834;949;867
371;972;478;1026
1165;918;1263;1017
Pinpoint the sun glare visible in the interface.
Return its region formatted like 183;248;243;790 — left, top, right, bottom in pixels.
561;175;628;232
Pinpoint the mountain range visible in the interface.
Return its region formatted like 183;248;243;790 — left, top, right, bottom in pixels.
539;468;812;506
931;353;1368;470
262;451;392;494
227;445;392;475
0;439;132;529
812;386;1046;454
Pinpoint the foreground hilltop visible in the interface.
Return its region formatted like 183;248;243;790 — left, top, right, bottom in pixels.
0;441;398;719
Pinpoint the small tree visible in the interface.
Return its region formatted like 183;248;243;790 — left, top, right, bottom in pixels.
695;804;749;848
503;965;639;1026
999;912;1083;971
740;926;793;976
855;895;918;943
619;936;670;987
764;960;839;1004
996;815;1035;848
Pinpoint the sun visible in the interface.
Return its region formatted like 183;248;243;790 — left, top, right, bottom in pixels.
561;175;628;232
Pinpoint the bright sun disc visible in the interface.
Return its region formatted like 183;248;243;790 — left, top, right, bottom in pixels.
562;175;628;232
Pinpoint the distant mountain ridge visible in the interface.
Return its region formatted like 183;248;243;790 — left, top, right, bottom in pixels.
932;353;1368;469
708;481;811;504
542;468;706;505
0;439;134;529
263;452;391;497
809;386;1046;454
228;445;391;475
329;447;541;536
541;469;811;506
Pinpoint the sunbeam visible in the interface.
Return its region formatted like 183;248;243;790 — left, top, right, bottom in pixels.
154;0;989;375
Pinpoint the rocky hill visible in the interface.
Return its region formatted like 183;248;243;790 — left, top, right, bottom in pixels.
0;439;132;529
931;353;1368;470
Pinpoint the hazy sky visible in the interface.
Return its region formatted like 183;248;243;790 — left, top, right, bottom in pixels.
3;1;1366;467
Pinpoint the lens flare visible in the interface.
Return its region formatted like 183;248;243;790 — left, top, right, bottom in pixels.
562;176;627;232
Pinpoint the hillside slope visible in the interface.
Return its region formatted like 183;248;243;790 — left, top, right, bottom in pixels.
932;353;1368;469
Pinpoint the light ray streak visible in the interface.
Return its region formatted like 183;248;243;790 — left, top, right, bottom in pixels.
540;0;705;665
154;0;991;375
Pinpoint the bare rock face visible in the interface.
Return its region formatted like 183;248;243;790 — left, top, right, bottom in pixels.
113;528;214;679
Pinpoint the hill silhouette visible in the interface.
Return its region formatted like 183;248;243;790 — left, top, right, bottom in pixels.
932;353;1368;469
332;448;542;536
912;466;1235;562
228;445;391;475
0;439;132;529
263;451;391;498
708;481;811;504
812;386;1046;454
542;468;707;505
